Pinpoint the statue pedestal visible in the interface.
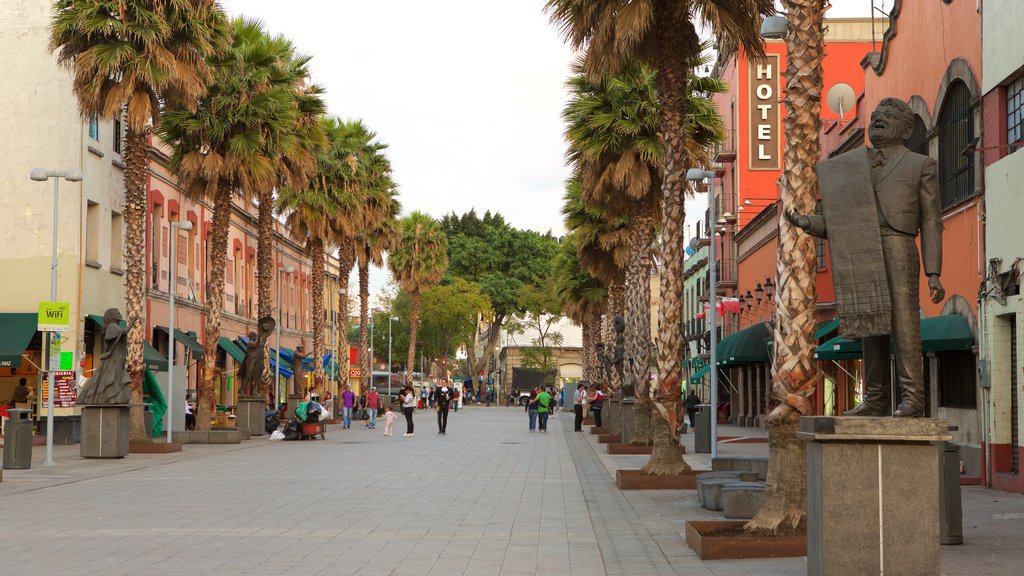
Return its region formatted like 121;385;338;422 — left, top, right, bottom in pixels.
607;391;621;436
236;397;266;436
80;405;130;458
620;397;635;444
801;416;950;576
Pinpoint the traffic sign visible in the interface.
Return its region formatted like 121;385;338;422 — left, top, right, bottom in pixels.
38;301;71;332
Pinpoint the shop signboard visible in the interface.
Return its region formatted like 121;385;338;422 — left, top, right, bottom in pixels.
41;370;77;407
348;367;361;378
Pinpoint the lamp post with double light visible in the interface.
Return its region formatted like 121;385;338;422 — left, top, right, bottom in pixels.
30;167;83;466
388;315;398;396
275;265;294;405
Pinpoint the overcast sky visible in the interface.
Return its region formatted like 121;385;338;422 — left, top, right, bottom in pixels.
219;0;877;304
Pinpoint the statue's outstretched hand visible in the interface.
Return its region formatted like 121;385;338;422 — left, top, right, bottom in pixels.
927;275;945;303
785;209;810;231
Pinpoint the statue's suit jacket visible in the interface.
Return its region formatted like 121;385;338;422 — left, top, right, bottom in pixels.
808;146;942;338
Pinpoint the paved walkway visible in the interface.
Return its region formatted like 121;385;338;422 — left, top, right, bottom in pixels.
0;407;1021;575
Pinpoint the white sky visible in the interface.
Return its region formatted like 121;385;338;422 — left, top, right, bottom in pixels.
219;0;877;303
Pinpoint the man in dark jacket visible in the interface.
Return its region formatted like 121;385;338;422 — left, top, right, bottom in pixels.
684;391;701;429
434;384;453;435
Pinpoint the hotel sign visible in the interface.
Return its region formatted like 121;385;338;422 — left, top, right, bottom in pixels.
748;55;781;171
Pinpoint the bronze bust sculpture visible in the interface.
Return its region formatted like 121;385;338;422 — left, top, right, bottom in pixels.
787;97;944;418
291;344;310;396
78;308;133;405
237;316;275;398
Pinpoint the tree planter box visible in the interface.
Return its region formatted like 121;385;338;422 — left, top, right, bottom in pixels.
685;520;807;560
80;405;129;459
615;469;700;489
607;443;685;455
590;426;609;435
598;434;621;444
583;417;595;426
130;441;182;454
172;429;242;444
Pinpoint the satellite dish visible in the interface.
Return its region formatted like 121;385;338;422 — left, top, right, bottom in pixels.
688;237;699;250
826;83;856;119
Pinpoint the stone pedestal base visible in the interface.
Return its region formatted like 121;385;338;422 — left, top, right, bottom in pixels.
620;397;635;445
80;405;130;459
286;394;303;420
801;416;950;576
236;398;267;436
607;392;621;436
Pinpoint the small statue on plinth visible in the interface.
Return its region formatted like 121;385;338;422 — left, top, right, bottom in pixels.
611;315;626;385
78;308;133;405
237;316;275;398
291;344;310;396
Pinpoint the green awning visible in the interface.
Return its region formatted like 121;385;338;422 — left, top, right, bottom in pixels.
814;317;840;340
690;364;710;384
717;322;771;367
814;336;863;360
0;313;38;368
921;315;974;352
219;337;246;363
156;325;205;360
88;314;167;371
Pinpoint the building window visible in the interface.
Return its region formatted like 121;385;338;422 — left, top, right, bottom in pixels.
815;201;827;270
113;116;123;155
88;113;99;141
937;80;975;210
151;207;162;289
905;114;929;156
937;350;977;409
110;211;123;270
1006;76;1024;154
85;201;100;265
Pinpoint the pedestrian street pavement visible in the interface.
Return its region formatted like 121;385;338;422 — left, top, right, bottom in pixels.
1;406;1023;575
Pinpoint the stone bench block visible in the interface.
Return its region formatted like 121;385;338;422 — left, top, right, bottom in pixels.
712;456;770;479
698;478;738;511
722;482;766;519
695;471;759;506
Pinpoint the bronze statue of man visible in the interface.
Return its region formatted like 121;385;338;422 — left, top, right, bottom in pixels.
237;316;275;397
291;344;309;396
787;97;944;418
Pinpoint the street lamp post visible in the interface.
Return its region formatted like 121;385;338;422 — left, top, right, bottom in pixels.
275;265;294;406
686;168;719;459
30;167;83;467
166;220;193;443
388;315;398;396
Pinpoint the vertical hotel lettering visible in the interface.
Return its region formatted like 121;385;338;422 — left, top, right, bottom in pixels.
749;55;780;170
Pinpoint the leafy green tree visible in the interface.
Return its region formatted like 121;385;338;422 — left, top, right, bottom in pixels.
51;0;230;440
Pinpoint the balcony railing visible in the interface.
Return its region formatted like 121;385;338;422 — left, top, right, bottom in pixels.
713;129;737;163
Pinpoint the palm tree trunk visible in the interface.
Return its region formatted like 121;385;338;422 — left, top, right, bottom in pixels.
406;291;421;384
644;7;701;476
256;190;274;399
359;250;370;391
122;127;149;442
310;236;326;391
746;0;824;533
625;203;655;446
199;180;234;431
336;241;355;388
582;309;602;382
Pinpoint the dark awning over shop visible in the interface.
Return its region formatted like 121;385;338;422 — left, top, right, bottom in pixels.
813;315;974;360
218;336;245;363
814;336;863;360
156;326;205;360
814;317;840;340
0;313;38;368
716;322;771;367
689;364;710;384
88;314;167;371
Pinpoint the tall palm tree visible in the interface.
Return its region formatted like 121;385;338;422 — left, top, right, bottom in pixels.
50;0;230;441
552;234;607;382
159;17;307;430
388;212;450;384
546;0;770;475
745;0;825;534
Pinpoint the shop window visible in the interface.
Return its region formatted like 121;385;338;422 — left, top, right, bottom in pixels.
937;80;976;210
1006;76;1024;154
88;113;99;141
110;211;123;270
937;350;977;409
85;201;100;265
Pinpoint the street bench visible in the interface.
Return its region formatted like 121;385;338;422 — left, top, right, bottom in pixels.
711;456;769;480
721;482;766;519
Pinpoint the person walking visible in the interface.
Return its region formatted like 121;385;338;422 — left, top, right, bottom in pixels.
366;387;380;429
573;383;586;432
452;385;460;412
536;386;552;433
526;387;539;432
684;390;701;429
382;406;398;436
185;392;197;431
434;384;452;434
588;384;605;427
401;386;416;437
341;385;356;429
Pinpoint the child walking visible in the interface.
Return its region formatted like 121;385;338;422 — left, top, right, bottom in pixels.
383;406;399;436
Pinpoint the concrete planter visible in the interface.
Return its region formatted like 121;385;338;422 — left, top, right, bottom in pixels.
685;520;807;560
172;429;243;444
80;405;130;459
606;443;685;455
590;426;609;435
615;469;700;490
130;441;182;454
598;434;621;444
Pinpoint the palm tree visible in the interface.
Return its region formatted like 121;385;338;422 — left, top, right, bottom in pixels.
547;1;773;475
388;212;450;384
745;0;826;534
50;0;229;441
159;17;308;430
552;234;607;382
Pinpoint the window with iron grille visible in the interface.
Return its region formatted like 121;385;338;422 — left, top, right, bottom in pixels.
937;350;977;409
1007;76;1024;154
905;114;929;156
815;201;827;270
113;116;123;155
937;80;975;210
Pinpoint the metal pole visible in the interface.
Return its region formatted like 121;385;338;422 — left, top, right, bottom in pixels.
275;270;281;406
369;320;374;392
44;177;59;466
388;315;393;396
167;225;176;443
708;173;719;459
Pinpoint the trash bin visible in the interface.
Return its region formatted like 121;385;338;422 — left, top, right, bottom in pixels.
939;440;963;545
143;403;153;437
3;409;34;469
694;404;711;454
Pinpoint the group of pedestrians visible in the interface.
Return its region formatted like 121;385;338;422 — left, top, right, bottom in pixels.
524;386;555;432
572;382;606;432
